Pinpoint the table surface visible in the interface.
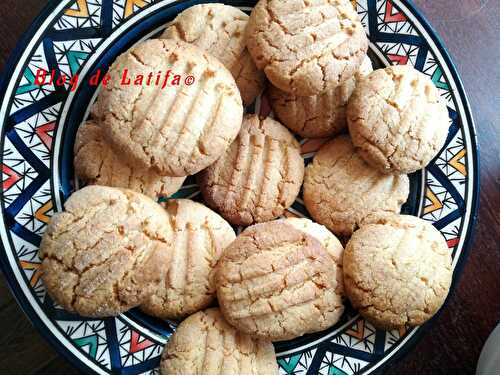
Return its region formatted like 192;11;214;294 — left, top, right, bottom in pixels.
0;1;499;374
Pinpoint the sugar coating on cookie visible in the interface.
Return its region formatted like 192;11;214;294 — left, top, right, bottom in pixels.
216;221;344;341
303;135;409;236
269;56;372;138
160;308;278;375
198;114;304;226
246;0;368;96
140;199;235;319
281;217;344;294
98;39;243;177
74;120;185;199
161;4;265;105
347;65;450;174
343;214;453;329
39;186;172;317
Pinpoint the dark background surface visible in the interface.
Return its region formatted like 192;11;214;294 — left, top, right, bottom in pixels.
0;1;498;374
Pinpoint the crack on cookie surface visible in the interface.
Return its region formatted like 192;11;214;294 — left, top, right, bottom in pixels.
198;115;304;226
247;0;368;95
303;136;409;236
347;65;450;173
343;215;452;329
99;39;242;177
161;308;278;374
140;199;235;320
216;221;343;341
39;187;170;317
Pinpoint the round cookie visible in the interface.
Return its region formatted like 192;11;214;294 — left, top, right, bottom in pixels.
74;120;185;199
303;135;409;236
141;199;235;319
282;217;344;294
268;56;373;138
198;114;304;226
347;64;450;174
216;221;344;341
161;4;265;105
246;0;368;96
39;186;172;317
343;214;453;329
160;308;278;375
98;39;243;177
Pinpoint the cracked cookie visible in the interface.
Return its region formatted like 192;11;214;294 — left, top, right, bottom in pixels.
39;185;172;317
141;199;235;320
74;120;185;199
230;49;267;106
246;0;368;96
343;214;453;329
160;308;278;375
216;221;344;341
160;3;265;106
347;64;450;174
282;217;344;294
268;56;372;138
98;39;243;177
198;114;304;226
303;135;409;236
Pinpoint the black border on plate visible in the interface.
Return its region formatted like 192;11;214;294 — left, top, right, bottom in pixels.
0;3;108;373
364;1;480;373
0;0;480;374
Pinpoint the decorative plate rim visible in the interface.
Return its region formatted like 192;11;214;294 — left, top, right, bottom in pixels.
0;1;479;374
0;4;110;374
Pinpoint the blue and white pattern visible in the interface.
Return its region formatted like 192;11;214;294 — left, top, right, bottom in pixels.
0;0;478;374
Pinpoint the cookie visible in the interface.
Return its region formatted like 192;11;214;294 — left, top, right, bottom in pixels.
347;65;450;174
230;49;266;106
198;114;304;226
343;214;453;329
161;4;265;105
216;221;344;341
141;199;235;319
98;39;243;177
246;0;368;96
268;56;373;138
74;120;185;199
160;308;278;375
303;135;409;236
282;217;344;294
39;186;172;317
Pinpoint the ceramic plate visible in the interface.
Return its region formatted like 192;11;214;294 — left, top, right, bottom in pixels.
0;0;478;374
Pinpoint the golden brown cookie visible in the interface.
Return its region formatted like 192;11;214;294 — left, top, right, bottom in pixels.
216;221;344;341
268;56;372;138
282;217;344;294
343;214;453;329
98;39;243;177
74;120;185;199
141;199;235;319
303;135;409;236
160;4;265;105
160;308;278;375
39;186;172;317
198;114;304;226
246;0;368;96
347;65;450;174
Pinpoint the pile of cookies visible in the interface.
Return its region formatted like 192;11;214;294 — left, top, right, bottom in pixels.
39;1;454;374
